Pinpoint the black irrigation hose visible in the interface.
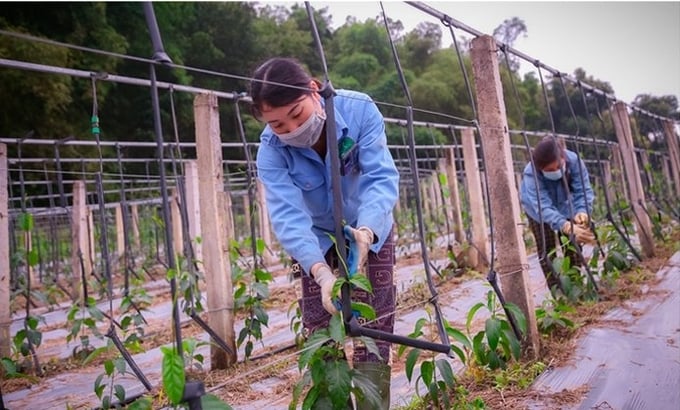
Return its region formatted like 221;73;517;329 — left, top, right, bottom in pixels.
105;327;152;391
304;1;452;355
144;6;184;359
555;75;599;295
377;1;451;352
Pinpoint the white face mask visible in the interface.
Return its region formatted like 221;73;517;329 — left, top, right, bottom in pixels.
277;101;326;148
542;163;565;181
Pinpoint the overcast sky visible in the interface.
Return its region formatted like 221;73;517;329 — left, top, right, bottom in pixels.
269;1;680;104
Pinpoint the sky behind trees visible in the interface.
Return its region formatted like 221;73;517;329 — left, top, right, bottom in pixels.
276;1;680;103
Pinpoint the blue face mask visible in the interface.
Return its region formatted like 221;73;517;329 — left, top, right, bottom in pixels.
542;167;563;181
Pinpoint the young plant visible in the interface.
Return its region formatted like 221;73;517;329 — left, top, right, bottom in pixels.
534;299;576;335
397;312;456;409
231;237;273;360
463;290;525;373
290;313;382;410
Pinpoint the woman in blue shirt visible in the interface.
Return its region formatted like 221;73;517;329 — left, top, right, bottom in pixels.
519;136;596;296
250;57;399;408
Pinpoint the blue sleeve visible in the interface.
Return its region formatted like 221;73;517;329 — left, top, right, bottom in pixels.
256;144;325;274
520;164;568;231
354;98;399;243
569;155;594;216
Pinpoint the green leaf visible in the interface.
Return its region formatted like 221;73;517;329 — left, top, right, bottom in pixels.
256;238;266;255
503;327;521;360
472;332;487;365
420;360;434;386
485;318;501;351
325;360;352;408
301;384;321;410
450;344;466;364
94;374;105;398
114;357;126;375
413;318;428;337
162;347;186;405
252;282;270;299
1;358;17;376
350;302;376;320
126;396;153;410
348;274;372;293
357;337;382;362
201;393;234;410
487;350;502;369
504;303;527;336
253;305;269;326
27;249;39;266
254;268;273;282
114;384;126;403
18;213;34;231
405;348;421;382
351;367;382;408
435;358;455;388
466;302;485;333
299;330;331;369
328;313;345;343
104;359;114;376
446;327;471;350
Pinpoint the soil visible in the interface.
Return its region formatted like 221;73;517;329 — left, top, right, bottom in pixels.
2;227;678;410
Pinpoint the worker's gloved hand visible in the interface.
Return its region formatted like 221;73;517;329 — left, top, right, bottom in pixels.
561;221;596;245
311;263;338;315
343;225;374;274
574;212;590;226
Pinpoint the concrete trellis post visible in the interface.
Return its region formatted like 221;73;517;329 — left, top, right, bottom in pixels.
470;35;539;354
71;181;89;302
242;194;252;242
461;128;489;269
611;102;655;258
639;151;653;189
194;92;236;368
115;204;125;268
661;156;672;193
169;188;183;258
662;120;680;197
601;160;615;208
0;143;10;358
255;179;277;266
184;161;202;263
444;148;465;244
130;204;140;250
610;145;630;204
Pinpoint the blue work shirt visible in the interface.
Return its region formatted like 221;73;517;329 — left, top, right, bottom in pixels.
256;89;399;274
519;149;595;231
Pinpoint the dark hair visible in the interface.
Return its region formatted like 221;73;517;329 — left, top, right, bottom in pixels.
531;136;564;169
249;57;314;119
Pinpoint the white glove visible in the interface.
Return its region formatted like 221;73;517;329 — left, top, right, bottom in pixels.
345;226;374;272
574;212;589;226
311;263;338;314
562;221;596;245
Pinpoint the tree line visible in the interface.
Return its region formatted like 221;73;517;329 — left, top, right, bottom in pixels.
1;2;677;199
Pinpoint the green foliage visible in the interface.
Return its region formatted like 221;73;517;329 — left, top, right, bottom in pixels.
291;314;382;410
230;237;273;360
397;314;456;408
493;361;546;391
161;345;186;405
462;291;524;371
535;299;576;335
